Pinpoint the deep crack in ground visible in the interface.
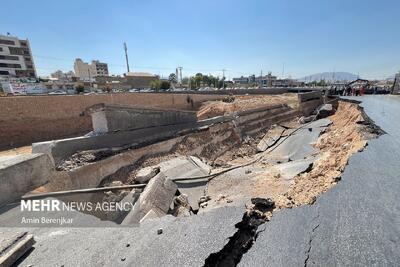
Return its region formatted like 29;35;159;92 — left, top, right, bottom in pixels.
203;198;275;267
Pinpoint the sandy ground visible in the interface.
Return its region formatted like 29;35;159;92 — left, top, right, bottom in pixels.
283;101;369;207
207;101;377;211
197;94;298;119
0;145;32;157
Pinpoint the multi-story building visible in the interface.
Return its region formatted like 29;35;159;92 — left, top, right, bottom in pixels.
90;60;108;77
74;58;109;80
50;70;75;81
0;34;37;79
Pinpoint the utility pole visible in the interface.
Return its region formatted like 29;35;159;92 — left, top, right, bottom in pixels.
222;69;226;89
260;70;263;88
178;66;183;86
282;63;285;79
124;42;130;73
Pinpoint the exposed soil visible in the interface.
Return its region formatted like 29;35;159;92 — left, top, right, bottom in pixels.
197;94;298;119
207;100;382;211
282;101;383;207
0;145;31;157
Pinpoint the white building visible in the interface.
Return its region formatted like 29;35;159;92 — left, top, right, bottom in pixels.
74;58;108;80
50;70;75;80
0;34;37;78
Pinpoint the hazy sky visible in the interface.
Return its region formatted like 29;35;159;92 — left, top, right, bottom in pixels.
1;0;399;79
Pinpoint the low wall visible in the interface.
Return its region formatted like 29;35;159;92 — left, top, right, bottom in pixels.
88;104;198;133
0;93;225;150
0;153;54;207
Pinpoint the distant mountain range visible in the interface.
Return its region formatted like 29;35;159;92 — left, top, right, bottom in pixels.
297;72;358;82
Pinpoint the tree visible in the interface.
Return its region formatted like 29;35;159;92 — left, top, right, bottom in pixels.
160;80;171;90
150;80;161;91
181;77;189;85
150;80;171;91
169;73;177;83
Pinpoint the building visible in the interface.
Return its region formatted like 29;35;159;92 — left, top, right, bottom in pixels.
233;73;276;86
90;60;108;77
0;34;37;79
125;72;158;89
393;72;400;94
50;70;75;81
73;58;108;80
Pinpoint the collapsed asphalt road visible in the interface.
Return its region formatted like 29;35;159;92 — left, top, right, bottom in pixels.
240;95;400;266
3;95;400;266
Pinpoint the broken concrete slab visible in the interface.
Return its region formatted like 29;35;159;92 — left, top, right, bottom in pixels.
87;104;198;134
0;231;35;267
274;157;314;188
139;209;160;223
121;173;177;225
257;126;286;152
157;156;211;211
267;119;331;162
316;104;334;119
135;166;160;183
0;154;54;208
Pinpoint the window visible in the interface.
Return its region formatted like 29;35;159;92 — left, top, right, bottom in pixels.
0;39;15;45
0;70;9;75
0;63;21;68
8;46;23;55
0;55;19;60
0;47;3;51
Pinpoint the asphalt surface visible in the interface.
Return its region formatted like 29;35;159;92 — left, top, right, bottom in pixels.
2;95;399;266
241;95;400;266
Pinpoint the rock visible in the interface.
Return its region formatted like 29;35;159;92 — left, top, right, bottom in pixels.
198;195;211;204
121;173;177;225
200;202;208;208
316;104;334;119
299;115;317;124
157;228;163;235
174;194;189;207
135;166;160;183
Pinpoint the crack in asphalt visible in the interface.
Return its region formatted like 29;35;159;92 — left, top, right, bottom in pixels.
203;198;275;267
304;210;320;267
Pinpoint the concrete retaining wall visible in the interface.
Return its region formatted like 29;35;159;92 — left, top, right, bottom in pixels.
0;93;225;150
87;104;197;134
298;91;323;116
0;154;54;207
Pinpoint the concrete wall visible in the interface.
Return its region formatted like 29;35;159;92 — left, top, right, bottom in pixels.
88;104;197;133
0;93;225;149
0;153;54;207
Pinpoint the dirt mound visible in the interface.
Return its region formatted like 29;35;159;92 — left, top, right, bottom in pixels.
197;94;298;119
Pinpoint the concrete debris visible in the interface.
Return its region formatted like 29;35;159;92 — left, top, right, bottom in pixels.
0;232;35;267
135;166;160;183
121;173;177;225
174;193;189;207
298;115;316;124
140;209;160;223
256;126;286;152
316;104;334;119
159;157;211;212
199;195;211;204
